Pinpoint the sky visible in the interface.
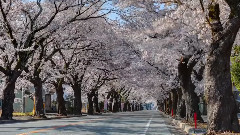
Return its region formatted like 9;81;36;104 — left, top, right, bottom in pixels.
26;0;122;21
102;1;121;21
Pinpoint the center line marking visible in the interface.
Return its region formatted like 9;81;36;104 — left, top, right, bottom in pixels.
141;115;153;135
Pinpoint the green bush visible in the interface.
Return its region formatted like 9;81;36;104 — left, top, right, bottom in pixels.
231;46;240;90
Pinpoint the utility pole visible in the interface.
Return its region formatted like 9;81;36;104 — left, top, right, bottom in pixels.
22;89;25;113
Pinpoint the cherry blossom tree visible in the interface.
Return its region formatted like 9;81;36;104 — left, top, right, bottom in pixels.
115;0;240;132
201;0;240;132
82;66;117;114
0;0;110;119
21;38;61;117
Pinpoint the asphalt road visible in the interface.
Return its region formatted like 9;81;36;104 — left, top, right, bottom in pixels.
0;110;186;135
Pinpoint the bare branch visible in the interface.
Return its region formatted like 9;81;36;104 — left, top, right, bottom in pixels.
0;66;8;75
33;0;43;23
0;0;18;48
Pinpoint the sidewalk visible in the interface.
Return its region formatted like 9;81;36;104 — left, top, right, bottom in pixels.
160;111;207;135
0;113;86;124
162;113;240;135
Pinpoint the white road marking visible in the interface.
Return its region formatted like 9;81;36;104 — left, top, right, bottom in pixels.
141;115;153;135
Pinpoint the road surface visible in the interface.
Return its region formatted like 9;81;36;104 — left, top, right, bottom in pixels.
0;110;186;135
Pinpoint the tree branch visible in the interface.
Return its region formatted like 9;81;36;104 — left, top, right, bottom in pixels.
0;66;8;75
0;0;18;48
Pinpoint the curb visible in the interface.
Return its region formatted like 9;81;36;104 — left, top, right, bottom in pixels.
0;114;87;124
160;112;207;135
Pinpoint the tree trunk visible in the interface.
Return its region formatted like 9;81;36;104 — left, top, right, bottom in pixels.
140;103;143;110
54;78;67;116
171;90;178;116
113;94;119;112
1;76;18;119
176;89;186;118
168;93;172;115
184;89;203;122
72;84;82;115
113;100;118;113
127;102;131;111
178;57;203;122
163;99;167;112
165;98;170;114
87;93;94;115
93;91;100;113
117;97;121;112
123;102;127;112
205;44;240;132
118;96;121;112
32;77;44;117
1;71;21;120
204;2;240;132
131;102;135;112
108;97;113;112
158;101;164;112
